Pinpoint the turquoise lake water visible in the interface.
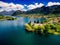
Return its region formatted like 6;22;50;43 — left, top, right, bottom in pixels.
0;17;60;45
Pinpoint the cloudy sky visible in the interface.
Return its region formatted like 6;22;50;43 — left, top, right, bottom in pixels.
0;0;60;12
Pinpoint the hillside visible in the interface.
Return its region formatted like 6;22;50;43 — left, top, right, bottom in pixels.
11;5;60;16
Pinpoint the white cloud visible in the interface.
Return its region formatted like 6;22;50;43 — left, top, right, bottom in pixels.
27;3;44;10
0;1;24;12
47;2;60;6
0;1;60;12
0;1;8;7
27;4;36;10
24;4;27;6
0;9;4;12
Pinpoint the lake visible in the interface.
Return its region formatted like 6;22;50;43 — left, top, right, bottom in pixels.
0;17;60;45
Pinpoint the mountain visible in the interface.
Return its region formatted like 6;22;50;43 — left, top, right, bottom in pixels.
26;5;60;15
12;10;25;16
0;10;15;15
48;5;60;14
0;5;60;16
12;6;47;15
12;5;60;16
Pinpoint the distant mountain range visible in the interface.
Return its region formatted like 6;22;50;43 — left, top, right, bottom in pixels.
0;5;60;16
0;10;15;15
12;5;60;16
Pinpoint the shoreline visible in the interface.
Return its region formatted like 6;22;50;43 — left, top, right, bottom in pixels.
0;16;17;20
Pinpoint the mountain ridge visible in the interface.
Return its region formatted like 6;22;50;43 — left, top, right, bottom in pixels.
0;5;60;16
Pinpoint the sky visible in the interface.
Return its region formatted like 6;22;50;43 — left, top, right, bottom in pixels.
0;0;60;12
0;0;60;5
